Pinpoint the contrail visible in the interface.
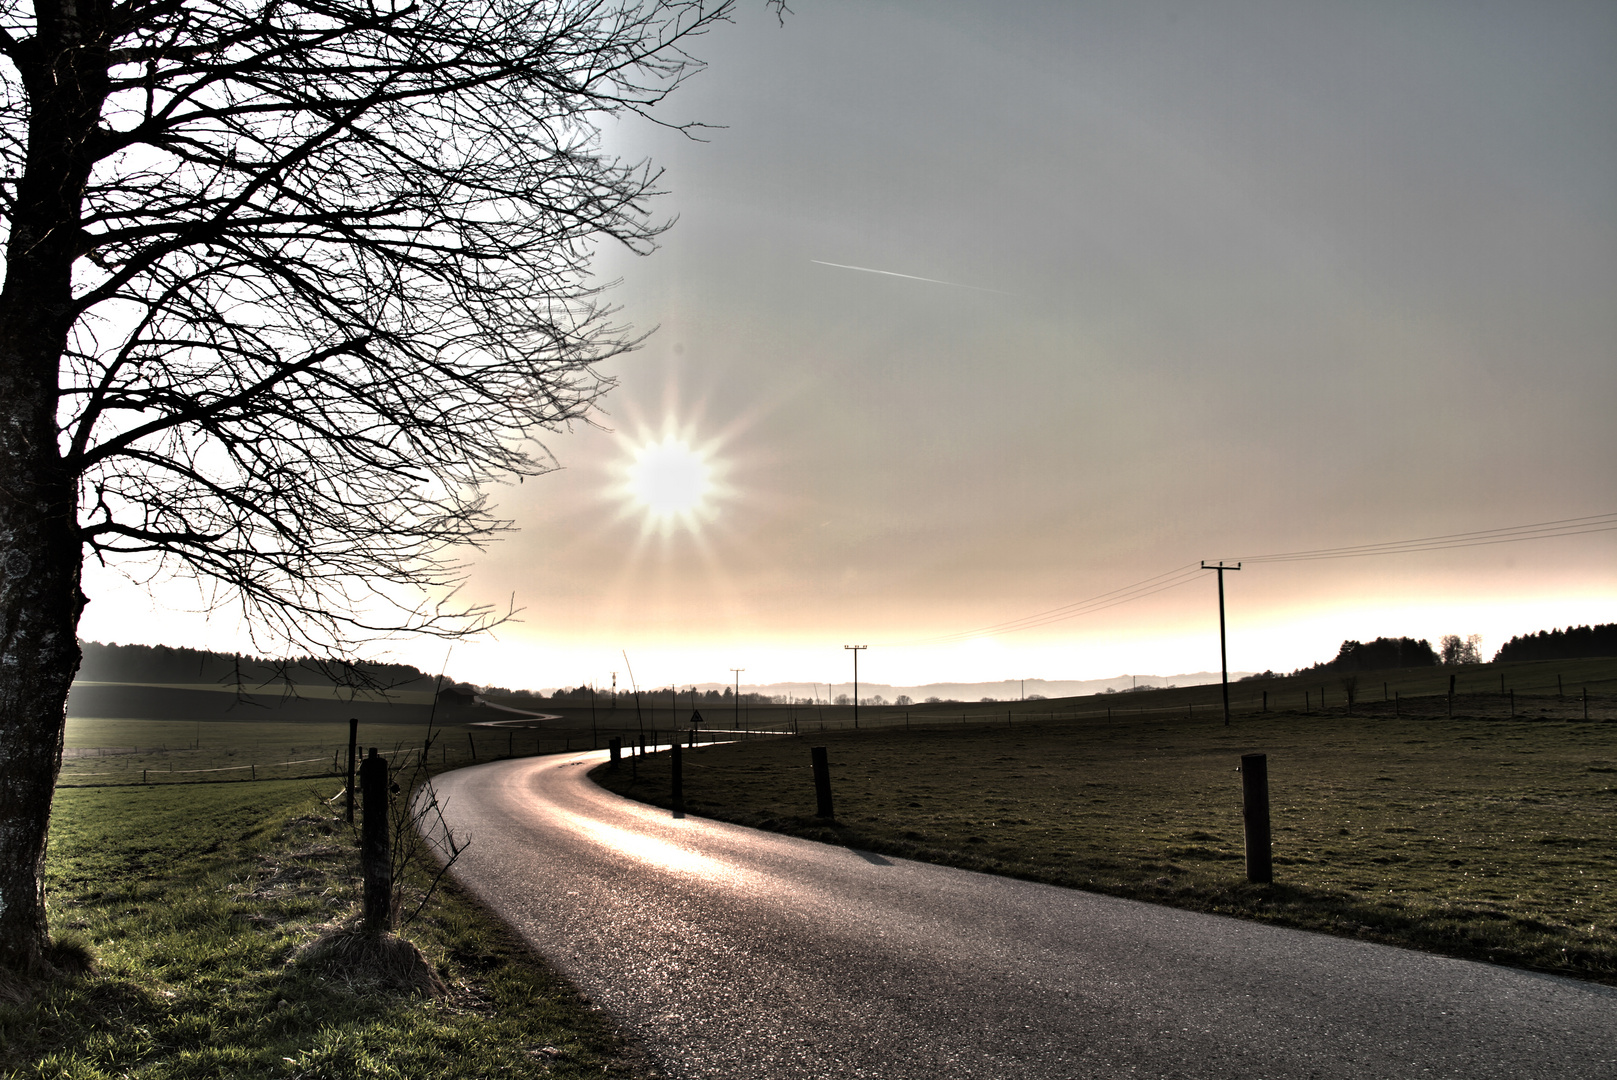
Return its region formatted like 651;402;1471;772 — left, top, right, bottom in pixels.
810;259;1008;295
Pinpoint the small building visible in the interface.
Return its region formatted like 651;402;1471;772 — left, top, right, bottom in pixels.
436;685;481;707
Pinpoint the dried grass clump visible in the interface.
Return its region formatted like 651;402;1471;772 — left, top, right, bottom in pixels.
297;925;446;998
0;932;96;1004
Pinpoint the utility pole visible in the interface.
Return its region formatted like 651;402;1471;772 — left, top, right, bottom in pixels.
1201;561;1242;727
730;668;744;730
844;645;867;727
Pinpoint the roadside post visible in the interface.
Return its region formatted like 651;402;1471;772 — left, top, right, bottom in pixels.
1240;753;1272;884
608;736;621;768
811;746;834;819
359;748;393;933
671;735;685;816
346;717;359;823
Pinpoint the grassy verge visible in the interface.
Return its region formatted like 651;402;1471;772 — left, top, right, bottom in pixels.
3;780;655;1079
594;704;1617;984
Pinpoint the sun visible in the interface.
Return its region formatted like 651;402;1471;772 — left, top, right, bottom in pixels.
623;437;715;525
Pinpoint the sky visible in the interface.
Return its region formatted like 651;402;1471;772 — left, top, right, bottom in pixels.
80;0;1617;694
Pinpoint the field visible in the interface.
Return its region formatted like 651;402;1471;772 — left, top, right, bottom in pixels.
5;779;651;1079
594;667;1617;985
58;689;648;788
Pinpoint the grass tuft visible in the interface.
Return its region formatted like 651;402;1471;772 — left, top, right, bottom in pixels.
295;926;446;998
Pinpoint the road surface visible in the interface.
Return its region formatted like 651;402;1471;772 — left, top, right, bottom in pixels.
427;750;1617;1079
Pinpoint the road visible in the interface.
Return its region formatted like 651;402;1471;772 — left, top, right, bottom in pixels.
428;750;1617;1079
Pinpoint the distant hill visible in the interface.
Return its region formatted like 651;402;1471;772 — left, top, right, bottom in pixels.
76;640;442;690
652;673;1249;705
1494;624;1617;664
68;641;465;723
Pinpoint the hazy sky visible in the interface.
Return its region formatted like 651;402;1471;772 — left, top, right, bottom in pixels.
82;0;1617;692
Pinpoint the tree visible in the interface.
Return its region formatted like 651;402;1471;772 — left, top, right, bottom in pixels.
1440;634;1484;666
0;0;776;975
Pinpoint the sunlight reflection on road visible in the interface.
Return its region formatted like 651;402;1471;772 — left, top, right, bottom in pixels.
545;753;759;888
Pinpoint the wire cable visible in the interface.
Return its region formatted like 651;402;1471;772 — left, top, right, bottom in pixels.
882;510;1616;646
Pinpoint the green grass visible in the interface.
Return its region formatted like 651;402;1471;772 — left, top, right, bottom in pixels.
3;781;654;1079
58;713;612;788
594;695;1617;985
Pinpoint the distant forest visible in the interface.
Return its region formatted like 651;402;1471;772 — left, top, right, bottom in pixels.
75;640;441;690
1294;637;1440;675
1493;624;1617;663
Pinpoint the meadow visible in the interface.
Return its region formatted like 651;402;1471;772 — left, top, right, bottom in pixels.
5;780;652;1079
595;666;1617;985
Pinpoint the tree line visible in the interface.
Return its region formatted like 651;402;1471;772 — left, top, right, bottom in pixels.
78;641;440;692
1493;624;1617;663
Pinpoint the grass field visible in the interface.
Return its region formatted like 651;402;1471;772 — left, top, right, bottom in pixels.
594;679;1617;985
4;780;653;1079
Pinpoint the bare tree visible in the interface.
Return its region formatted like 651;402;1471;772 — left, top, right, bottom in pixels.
0;0;776;975
1440;634;1484;666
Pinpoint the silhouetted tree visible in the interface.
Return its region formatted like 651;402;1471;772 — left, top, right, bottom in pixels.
0;0;778;976
1494;624;1617;663
1440;634;1483;665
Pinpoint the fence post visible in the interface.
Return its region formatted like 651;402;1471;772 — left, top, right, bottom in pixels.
346;717;358;823
359;748;393;934
1261;690;1267;713
609;736;621;768
1240;753;1272;884
671;736;684;817
811;746;834;819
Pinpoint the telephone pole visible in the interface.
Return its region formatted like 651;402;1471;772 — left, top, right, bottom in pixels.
1201;561;1242;726
730;668;744;730
844;645;867;727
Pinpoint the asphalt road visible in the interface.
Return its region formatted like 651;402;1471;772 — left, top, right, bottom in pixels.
428;750;1617;1079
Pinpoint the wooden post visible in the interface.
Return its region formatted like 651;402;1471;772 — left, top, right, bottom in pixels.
1583;686;1589;720
811;746;834;818
1261;690;1267;713
346;717;358;823
671;736;684;816
358;748;393;934
608;736;621;769
1240;753;1272;884
467;732;477;760
1395;690;1400;717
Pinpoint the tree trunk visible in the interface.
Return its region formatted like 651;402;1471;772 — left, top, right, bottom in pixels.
0;0;109;973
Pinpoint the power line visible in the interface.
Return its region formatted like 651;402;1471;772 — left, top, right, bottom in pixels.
1237;511;1617;564
890;563;1204;646
885;510;1615;646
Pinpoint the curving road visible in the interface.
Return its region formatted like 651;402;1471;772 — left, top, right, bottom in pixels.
428;750;1617;1079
